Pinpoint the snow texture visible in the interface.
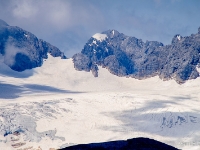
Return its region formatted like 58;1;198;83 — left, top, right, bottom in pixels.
177;35;181;40
92;33;107;42
0;55;200;150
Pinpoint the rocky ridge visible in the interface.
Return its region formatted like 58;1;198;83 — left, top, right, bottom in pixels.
73;27;200;84
0;19;66;72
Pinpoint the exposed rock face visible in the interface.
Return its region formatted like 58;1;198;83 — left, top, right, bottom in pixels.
73;28;200;84
0;19;66;72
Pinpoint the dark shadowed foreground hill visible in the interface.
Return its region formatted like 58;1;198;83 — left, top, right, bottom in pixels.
0;19;66;72
73;27;200;84
60;138;179;150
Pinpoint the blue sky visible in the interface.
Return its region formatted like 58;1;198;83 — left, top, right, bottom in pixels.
0;0;200;57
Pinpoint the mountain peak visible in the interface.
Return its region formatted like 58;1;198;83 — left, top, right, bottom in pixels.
102;29;120;38
171;34;182;44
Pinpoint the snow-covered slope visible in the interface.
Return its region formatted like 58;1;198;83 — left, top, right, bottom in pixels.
0;55;200;150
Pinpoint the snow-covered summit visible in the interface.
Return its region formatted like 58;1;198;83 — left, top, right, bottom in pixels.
92;33;107;42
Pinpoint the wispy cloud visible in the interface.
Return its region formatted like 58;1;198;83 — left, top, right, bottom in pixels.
4;44;28;66
12;0;38;19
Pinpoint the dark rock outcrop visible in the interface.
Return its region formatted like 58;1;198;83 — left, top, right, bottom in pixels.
60;137;179;150
73;28;200;84
0;19;66;72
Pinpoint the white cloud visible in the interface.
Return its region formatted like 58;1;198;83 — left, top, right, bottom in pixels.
46;1;71;30
4;44;28;66
8;0;104;32
12;0;38;19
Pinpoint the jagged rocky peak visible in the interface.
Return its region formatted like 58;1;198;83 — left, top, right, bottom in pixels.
198;27;200;34
73;27;200;84
171;34;182;44
73;29;164;79
102;29;120;38
91;29;125;42
0;19;66;72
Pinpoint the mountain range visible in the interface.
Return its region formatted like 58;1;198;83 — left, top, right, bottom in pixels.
73;27;200;84
1;19;200;84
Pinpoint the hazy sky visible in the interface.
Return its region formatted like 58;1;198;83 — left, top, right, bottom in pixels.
0;0;200;57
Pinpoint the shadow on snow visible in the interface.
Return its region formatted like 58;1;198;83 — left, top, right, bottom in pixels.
0;83;80;99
